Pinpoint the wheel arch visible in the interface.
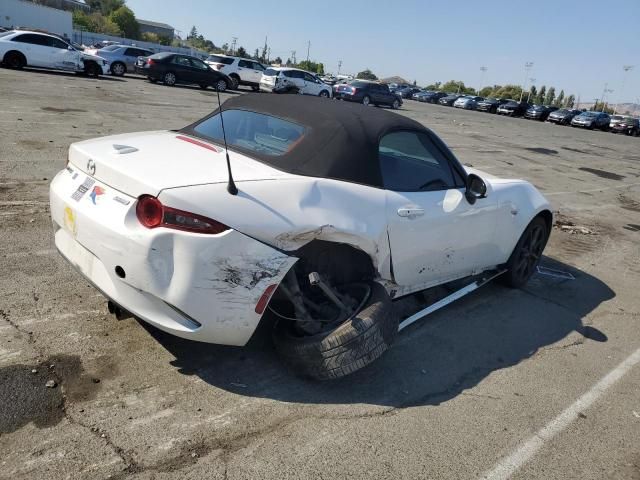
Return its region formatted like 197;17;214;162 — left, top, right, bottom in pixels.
3;50;27;65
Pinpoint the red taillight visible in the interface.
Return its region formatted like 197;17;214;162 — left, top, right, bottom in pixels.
146;58;154;65
136;195;229;235
136;195;163;228
351;87;358;94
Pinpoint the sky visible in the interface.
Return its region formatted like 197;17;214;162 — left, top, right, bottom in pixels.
126;0;640;104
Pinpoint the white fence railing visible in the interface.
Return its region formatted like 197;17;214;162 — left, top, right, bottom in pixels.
72;29;209;59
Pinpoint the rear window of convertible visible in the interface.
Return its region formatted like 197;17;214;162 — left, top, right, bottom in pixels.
193;109;306;156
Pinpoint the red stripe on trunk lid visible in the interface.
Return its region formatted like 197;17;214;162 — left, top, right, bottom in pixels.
176;135;220;152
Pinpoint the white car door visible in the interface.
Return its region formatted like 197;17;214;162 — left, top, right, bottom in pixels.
47;36;81;71
381;130;501;288
250;61;266;84
302;72;321;95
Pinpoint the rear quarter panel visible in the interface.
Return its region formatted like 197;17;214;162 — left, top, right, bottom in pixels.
159;177;392;278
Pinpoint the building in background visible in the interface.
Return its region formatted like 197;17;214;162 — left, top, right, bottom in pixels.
20;0;90;12
0;0;73;37
137;19;175;40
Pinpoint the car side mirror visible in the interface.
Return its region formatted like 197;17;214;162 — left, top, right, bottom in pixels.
68;45;74;51
465;173;487;205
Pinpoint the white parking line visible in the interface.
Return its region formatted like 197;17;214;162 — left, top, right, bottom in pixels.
480;346;640;480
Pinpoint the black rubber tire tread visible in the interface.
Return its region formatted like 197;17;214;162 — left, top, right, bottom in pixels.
273;282;397;380
500;216;548;289
4;51;26;69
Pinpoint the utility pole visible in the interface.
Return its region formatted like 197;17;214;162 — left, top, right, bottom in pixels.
337;60;342;76
291;50;296;65
231;37;237;55
614;65;634;115
267;47;271;64
526;78;536;102
306;40;310;63
600;83;613;112
519;61;534;102
478;66;487;95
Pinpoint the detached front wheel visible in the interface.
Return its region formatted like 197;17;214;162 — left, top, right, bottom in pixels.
273;281;397;380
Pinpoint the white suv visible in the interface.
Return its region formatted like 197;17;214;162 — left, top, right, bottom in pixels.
0;30;109;76
259;67;332;97
205;54;265;90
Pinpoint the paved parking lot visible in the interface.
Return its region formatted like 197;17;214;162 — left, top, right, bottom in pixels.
1;69;639;480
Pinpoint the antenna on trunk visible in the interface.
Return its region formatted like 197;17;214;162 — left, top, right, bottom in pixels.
215;86;238;195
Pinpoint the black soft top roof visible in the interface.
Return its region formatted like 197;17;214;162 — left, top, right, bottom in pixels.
182;93;434;188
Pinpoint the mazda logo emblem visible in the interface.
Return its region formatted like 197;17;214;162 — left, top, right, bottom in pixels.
87;159;96;176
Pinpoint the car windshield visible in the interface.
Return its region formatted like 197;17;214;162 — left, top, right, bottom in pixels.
351;81;371;88
192;110;306;157
581;112;598;117
101;45;121;51
263;68;280;77
611;115;624;120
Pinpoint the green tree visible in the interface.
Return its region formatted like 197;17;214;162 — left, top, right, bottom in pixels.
261;40;268;63
544;87;556;106
565;94;576;108
298;60;324;75
556;90;565;107
73;9;121;35
253;48;260;60
86;0;124;15
439;80;473;93
188;26;198;39
528;85;537;103
274;56;282;65
141;32;172;45
356;69;378;80
425;81;442;91
536;85;546;105
479;86;495;97
236;46;248;58
220;43;229;54
489;84;522;100
109;6;139;38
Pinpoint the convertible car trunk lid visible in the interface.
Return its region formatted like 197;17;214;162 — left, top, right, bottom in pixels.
67;130;287;197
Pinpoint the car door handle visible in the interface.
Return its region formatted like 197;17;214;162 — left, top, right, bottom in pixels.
397;207;425;218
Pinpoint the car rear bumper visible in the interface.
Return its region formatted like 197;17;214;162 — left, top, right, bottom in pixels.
50;167;297;346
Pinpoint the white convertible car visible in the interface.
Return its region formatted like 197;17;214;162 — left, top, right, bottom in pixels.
50;94;552;379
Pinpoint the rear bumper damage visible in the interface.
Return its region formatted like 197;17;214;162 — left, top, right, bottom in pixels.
50;168;297;346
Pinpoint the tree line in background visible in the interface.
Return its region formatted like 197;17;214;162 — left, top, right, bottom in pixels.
66;3;609;110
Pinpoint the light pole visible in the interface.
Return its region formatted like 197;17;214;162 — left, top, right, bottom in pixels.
478;66;487;95
600;83;613;112
519;61;534;102
337;60;342;76
613;65;634;115
526;78;536;103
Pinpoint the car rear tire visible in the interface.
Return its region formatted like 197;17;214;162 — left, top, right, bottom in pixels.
163;72;176;86
229;74;240;90
501;216;549;289
3;51;26;69
273;281;397;380
110;61;126;76
392;99;400;109
215;79;228;92
362;95;371;106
